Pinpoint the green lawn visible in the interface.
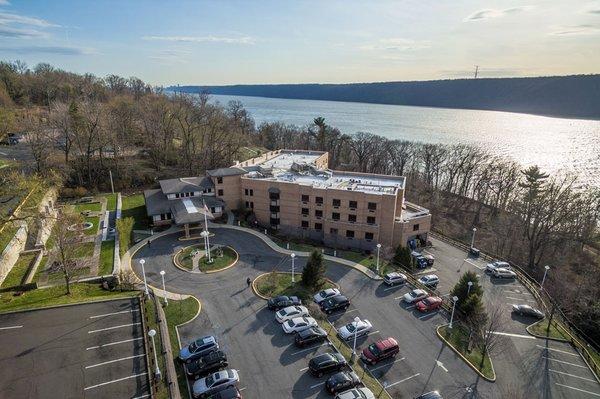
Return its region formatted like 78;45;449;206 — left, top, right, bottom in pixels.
32;256;48;283
103;193;117;211
0;282;138;313
99;240;115;275
0;253;36;290
528;319;571;341
176;244;237;272
0;223;19;254
254;272;335;301
47;267;91;283
74;241;95;258
122;194;150;230
271;236;373;265
74;201;102;213
84;216;100;236
438;324;495;380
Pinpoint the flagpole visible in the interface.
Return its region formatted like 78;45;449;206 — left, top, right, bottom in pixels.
203;200;212;262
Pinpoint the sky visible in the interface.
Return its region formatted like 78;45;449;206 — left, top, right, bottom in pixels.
0;0;599;86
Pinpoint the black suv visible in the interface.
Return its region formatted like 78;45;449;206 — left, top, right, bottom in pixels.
308;352;347;377
185;350;228;379
267;295;302;310
295;326;328;347
326;371;361;394
320;295;350;314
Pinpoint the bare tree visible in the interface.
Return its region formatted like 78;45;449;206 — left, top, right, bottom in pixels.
51;208;86;295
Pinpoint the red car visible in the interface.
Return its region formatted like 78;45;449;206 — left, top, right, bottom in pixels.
416;296;442;312
361;337;399;365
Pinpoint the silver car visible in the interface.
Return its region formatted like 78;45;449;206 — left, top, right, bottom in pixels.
486;261;510;272
335;387;376;399
192;369;239;398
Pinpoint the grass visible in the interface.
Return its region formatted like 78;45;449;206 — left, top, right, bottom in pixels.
0;253;36;290
32;256;48;283
0;282;138;313
254;272;336;302
47;267;91;283
122;193;150;230
84;216;100;236
99;240;115;275
0;223;19;254
176;245;237;272
144;297;169;399
438;324;495;380
270;236;375;266
74;241;95;258
528;319;572;341
73;201;102;213
103;193;117;211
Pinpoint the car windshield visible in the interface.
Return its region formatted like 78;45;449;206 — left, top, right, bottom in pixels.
205;374;215;386
368;343;381;356
318;290;328;297
410;291;418;297
422;298;431;305
287;320;295;327
346;323;356;333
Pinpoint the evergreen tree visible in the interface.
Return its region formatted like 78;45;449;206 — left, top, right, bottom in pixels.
450;271;484;315
301;250;326;290
393;245;414;271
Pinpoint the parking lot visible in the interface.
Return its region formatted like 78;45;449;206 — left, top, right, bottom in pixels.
0;298;150;399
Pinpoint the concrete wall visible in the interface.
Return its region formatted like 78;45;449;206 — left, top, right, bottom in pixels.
35;188;58;248
214;175;243;210
0;224;27;286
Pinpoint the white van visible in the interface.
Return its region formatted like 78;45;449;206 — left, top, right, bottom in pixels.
492;268;516;279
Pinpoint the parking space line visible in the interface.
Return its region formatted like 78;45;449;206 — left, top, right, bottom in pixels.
290;343;328;356
543;356;588;368
550;369;597;383
367;330;380;336
86;337;144;350
418;312;439;319
415;268;437;275
310;382;326;389
88;322;141;334
85;353;146;369
300;367;309;372
383;286;401;292
555;383;600;397
487;331;536;339
239;387;247;392
369;357;405;372
386;373;420;388
131;395;151;399
83;372;148;390
405;305;415;310
394;296;405;300
505;296;535;302
537;345;580;356
463;259;484;270
0;325;22;330
89;309;139;319
345;309;359;314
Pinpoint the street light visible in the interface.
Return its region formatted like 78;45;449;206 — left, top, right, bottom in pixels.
540;265;550;290
201;230;212;263
352;316;361;359
160;270;168;306
148;329;161;379
139;259;148;295
467;281;473;296
449;296;459;329
470;227;477;249
376;243;382;274
290;253;296;283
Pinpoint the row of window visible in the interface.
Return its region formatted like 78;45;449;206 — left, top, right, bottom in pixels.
300;221;374;240
174;192;195;198
301;195;377;211
301;209;376;224
244;188;254;196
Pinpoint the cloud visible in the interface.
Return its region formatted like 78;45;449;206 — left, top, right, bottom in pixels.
440;67;525;78
0;45;96;55
360;38;430;51
464;6;533;22
550;24;600;35
0;11;59;27
142;35;255;44
0;25;45;38
148;49;192;64
587;9;600;14
0;0;10;5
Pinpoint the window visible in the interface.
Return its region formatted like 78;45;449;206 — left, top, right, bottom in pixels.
348;214;357;223
330;228;338;235
413;224;420;231
217;177;223;184
316;196;323;205
244;189;249;195
250;189;254;196
368;202;377;211
245;201;249;208
218;189;224;196
332;212;340;221
301;194;309;202
302;208;309;215
367;216;376;224
333;199;341;207
315;209;323;218
349;200;357;209
250;202;254;209
314;223;323;231
346;230;355;238
270;205;279;212
365;232;374;240
301;220;309;228
175;193;180;198
269;192;280;200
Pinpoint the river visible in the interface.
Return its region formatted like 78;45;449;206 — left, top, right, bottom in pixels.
209;94;600;189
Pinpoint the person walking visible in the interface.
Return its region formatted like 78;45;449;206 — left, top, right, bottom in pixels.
246;277;251;288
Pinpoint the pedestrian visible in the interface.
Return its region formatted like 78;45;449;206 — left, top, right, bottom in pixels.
246;277;251;288
148;238;151;248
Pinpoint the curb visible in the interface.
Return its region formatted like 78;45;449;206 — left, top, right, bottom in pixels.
526;319;571;343
251;272;340;300
172;245;239;274
436;324;496;382
0;292;141;315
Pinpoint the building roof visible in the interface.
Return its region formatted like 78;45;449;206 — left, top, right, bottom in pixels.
144;189;225;225
206;167;247;178
159;176;213;195
144;189;171;216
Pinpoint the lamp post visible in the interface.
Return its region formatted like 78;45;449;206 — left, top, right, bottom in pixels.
352;316;361;360
201;230;212;263
148;329;161;379
139;259;148;295
291;253;296;283
160;270;168;306
540;265;550;290
470;227;477;249
467;281;473;296
449;296;458;329
376;243;382;274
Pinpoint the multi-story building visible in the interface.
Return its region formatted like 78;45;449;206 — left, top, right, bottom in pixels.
144;149;431;251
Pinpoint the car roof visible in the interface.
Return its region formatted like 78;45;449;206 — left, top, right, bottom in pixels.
413;289;426;294
421;274;438;279
426;296;442;302
196;336;216;345
386;272;402;278
376;337;398;350
330;294;348;302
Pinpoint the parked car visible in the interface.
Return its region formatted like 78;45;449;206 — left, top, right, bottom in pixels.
185;350;228;379
423;254;435;266
308;352;347;377
486;261;511;272
267;295;301;310
361;337;399;365
204;386;242;399
335;387;376;399
416;297;443;312
314;288;341;304
275;305;309;323
180;336;219;363
403;289;428;304
383;272;407;286
326;371;361;394
338;318;373;340
295;326;328;347
418;274;439;288
282;316;318;334
415;391;443;399
411;251;430;269
320;295;350;314
192;369;239;398
512;304;544;319
492;268;516;279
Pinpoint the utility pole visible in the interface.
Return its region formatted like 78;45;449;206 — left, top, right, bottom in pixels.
109;170;115;194
474;65;479;79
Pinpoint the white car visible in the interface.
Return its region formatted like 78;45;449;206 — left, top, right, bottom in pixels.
486;261;511;272
335;387;376;399
493;268;517;279
313;288;341;304
275;305;309;323
403;289;428;304
192;369;239;398
282;316;318;334
418;274;439;288
383;272;407;286
338;318;373;340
